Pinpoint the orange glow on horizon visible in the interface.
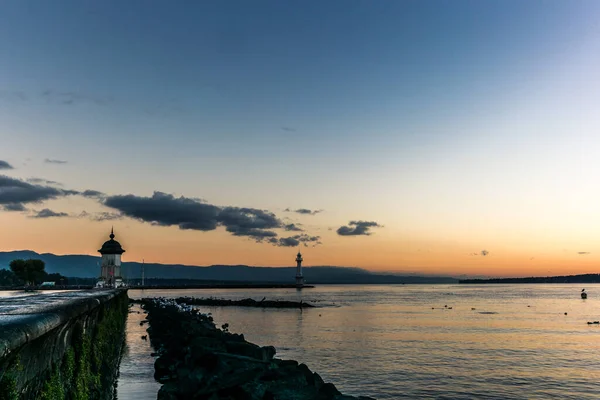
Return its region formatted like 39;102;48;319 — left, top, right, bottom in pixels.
0;211;598;278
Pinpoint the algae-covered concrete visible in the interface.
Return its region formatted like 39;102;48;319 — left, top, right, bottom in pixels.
0;290;128;400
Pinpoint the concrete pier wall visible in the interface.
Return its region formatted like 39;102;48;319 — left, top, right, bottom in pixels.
0;290;128;400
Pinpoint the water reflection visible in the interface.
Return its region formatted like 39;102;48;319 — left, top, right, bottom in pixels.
127;284;600;399
115;304;160;399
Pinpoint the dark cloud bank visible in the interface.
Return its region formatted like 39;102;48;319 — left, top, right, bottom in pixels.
0;175;101;213
337;221;382;236
103;192;321;247
0;175;322;247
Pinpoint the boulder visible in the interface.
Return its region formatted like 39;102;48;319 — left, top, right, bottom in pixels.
319;383;341;399
261;346;276;361
226;341;265;360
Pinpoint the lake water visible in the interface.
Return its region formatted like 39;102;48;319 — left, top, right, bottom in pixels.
5;285;597;399
117;284;600;399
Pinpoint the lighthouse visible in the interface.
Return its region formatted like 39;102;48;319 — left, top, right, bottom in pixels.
97;228;126;288
295;251;304;288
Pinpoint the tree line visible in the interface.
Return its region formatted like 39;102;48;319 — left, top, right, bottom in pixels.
0;259;68;287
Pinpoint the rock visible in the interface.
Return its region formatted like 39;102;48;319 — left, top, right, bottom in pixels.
141;298;372;400
157;383;179;400
154;356;175;382
313;372;325;389
261;345;276;361
298;363;314;384
226;341;265;360
277;359;299;369
319;383;341;399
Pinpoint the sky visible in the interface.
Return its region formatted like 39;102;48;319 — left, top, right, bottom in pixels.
1;0;600;277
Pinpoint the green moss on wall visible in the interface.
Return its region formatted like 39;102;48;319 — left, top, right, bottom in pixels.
0;355;22;400
34;292;129;400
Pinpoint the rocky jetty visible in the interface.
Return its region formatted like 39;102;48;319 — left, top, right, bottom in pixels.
141;298;374;400
171;296;315;309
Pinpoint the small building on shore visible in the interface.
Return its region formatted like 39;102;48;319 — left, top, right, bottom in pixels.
96;228;126;288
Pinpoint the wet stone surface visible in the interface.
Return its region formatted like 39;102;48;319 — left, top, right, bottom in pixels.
0;290;123;355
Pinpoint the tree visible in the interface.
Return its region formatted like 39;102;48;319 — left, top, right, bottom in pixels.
0;269;20;286
9;259;47;286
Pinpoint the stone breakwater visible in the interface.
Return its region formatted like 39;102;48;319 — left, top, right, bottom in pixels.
141;298;375;400
173;297;315;309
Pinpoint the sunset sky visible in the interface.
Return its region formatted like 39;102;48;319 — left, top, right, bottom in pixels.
1;1;600;277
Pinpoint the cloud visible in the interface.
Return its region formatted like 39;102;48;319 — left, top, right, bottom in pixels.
81;189;105;199
0;175;77;206
217;207;282;241
269;234;322;247
284;223;303;232
2;203;27;212
102;191;323;244
281;126;297;132
0;160;13;170
286;208;323;215
79;211;123;221
27;178;62;186
336;220;382;236
41;89;114;106
104;192;221;231
0;90;27;102
32;208;69;218
470;250;490;256
578;251;590;255
44;159;68;164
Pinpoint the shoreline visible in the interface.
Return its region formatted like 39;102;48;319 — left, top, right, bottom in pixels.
140;297;375;399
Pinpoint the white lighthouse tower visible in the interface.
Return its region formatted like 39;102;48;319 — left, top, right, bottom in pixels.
295;251;304;288
97;228;126;288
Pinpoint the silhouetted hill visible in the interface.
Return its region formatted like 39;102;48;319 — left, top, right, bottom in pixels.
0;250;457;284
460;274;600;284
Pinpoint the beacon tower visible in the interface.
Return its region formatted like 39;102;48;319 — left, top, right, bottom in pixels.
295;251;304;288
97;228;126;288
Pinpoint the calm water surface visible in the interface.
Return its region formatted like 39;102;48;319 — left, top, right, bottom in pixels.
120;284;600;398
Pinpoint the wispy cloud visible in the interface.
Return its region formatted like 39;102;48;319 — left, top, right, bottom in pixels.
281;126;297;132
0;90;27;102
79;211;123;221
41;89;114;106
44;159;68;165
578;251;591;255
31;208;69;218
27;178;62;186
285;208;323;215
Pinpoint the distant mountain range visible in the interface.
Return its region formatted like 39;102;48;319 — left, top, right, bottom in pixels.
460;274;600;284
0;250;458;284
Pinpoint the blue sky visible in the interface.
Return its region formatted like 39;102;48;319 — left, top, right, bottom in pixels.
1;1;599;274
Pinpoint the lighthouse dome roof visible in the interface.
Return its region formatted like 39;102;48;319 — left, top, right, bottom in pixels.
98;229;125;255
